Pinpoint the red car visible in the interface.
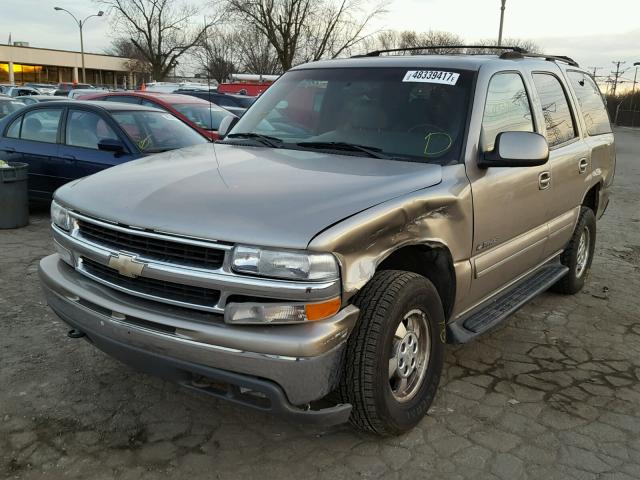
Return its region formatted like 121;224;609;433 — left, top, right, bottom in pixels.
78;92;236;141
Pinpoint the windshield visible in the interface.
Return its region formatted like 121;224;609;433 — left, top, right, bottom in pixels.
173;103;232;130
225;67;472;163
111;111;208;152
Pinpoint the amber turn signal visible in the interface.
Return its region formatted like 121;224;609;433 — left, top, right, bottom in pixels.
305;297;341;321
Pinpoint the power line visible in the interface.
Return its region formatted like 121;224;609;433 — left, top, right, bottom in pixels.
588;66;603;78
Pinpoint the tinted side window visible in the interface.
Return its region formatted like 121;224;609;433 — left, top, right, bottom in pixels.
66;110;119;149
6;116;22;138
482;73;534;151
566;71;611;136
532;73;577;147
20;109;62;143
216;97;236;107
105;96;141;104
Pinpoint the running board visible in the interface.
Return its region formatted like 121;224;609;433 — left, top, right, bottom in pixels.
447;262;569;344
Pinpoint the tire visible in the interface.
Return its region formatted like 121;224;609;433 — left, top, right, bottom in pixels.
551;206;596;294
338;270;445;436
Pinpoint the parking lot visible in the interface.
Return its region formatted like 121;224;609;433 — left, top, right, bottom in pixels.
0;127;638;479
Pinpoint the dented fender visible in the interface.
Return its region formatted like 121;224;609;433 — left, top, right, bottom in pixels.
308;165;474;308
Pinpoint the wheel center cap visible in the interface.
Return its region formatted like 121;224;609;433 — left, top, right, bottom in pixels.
396;331;419;378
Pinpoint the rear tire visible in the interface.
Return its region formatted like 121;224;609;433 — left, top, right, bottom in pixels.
552;207;596;294
338;270;445;436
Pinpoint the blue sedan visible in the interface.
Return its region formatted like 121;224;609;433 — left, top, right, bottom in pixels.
0;101;208;202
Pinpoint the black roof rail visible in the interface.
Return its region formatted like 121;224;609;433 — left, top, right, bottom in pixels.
355;45;527;57
499;51;580;67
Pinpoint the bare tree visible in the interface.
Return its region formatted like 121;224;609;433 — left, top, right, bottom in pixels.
197;28;239;83
236;27;281;74
106;38;152;81
366;30;464;54
100;0;223;81
467;38;542;54
226;0;386;71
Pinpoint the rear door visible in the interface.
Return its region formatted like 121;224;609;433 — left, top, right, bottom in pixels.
529;70;589;256
12;107;64;200
58;108;138;179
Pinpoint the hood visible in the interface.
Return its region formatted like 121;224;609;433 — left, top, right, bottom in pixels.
56;143;442;249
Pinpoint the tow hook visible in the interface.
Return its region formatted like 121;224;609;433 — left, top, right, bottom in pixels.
67;329;86;339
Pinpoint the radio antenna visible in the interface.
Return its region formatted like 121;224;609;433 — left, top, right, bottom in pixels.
204;16;214;145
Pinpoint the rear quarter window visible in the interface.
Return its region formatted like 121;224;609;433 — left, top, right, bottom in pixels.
566;71;612;136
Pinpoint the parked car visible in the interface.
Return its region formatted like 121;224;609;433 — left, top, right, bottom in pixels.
0;84;16;94
24;83;57;95
0;100;207;202
79;91;235;140
174;89;256;117
5;86;41;97
39;50;615;435
13;95;70;106
67;88;104;99
54;83;95;96
0;97;25;120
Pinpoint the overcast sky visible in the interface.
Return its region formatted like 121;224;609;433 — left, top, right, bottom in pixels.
1;0;639;88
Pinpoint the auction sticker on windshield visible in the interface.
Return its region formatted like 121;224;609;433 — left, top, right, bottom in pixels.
402;70;459;85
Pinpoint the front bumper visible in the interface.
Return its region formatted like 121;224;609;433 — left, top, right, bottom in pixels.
39;254;359;423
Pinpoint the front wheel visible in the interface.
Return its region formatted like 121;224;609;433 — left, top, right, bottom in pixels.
338;270;445;436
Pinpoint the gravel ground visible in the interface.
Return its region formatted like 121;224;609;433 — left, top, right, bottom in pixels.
1;128;639;480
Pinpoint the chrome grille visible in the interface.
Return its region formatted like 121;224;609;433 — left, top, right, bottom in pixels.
81;257;221;309
77;219;225;269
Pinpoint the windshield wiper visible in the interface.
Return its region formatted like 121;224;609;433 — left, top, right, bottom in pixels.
296;141;391;159
225;132;283;148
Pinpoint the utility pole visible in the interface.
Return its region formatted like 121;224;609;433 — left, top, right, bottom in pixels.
497;0;506;46
610;61;626;97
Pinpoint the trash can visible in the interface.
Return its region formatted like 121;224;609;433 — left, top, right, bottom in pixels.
0;162;29;229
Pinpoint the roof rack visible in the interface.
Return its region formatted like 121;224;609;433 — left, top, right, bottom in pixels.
499;51;579;67
355;45;527;57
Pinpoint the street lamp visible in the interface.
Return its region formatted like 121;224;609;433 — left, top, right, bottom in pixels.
498;0;506;46
54;7;104;84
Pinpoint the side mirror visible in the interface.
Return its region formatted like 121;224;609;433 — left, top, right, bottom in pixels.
217;115;239;138
478;131;549;168
98;138;125;155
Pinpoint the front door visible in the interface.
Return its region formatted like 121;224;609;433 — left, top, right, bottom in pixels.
58;108;137;180
464;71;552;311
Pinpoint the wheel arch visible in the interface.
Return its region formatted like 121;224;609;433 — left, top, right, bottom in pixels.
376;243;456;320
581;181;601;214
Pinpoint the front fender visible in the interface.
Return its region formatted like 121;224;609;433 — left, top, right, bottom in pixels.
308;165;473;302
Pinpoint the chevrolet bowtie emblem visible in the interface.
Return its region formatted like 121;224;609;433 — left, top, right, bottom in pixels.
108;253;146;278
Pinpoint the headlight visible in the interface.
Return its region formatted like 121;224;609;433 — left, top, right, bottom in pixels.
50;201;71;231
231;246;339;281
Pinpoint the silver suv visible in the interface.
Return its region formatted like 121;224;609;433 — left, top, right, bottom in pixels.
40;48;615;435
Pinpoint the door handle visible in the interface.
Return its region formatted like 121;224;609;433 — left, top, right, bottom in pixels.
1;147;16;153
61;155;76;162
538;171;551;190
578;157;589;174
